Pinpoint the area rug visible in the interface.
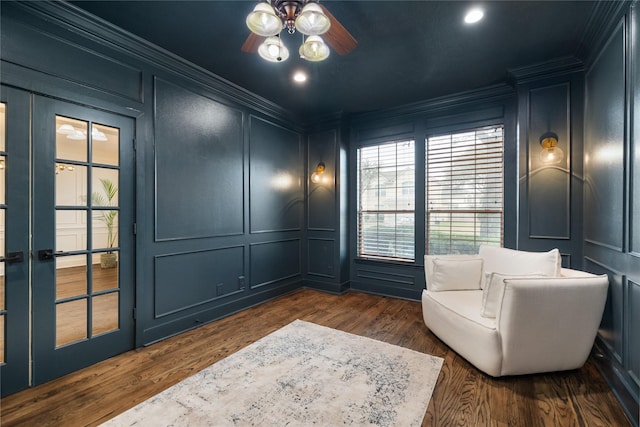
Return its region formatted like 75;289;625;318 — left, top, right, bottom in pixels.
101;319;443;426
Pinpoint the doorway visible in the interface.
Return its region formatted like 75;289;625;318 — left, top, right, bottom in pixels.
0;87;135;395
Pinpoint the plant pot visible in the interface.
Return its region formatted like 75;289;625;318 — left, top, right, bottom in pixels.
100;252;118;269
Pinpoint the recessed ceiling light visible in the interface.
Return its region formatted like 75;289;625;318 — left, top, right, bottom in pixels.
293;71;307;83
464;8;484;24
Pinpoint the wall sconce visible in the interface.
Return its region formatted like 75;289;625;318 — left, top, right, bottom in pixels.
539;132;564;165
311;162;326;183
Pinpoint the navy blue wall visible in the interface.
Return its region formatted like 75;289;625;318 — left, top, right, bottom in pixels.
2;1;638;421
1;2;305;346
580;2;640;423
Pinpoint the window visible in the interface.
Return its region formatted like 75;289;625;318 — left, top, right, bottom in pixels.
426;125;503;254
357;140;415;261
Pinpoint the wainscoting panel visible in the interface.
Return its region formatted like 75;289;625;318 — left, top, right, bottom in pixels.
249;239;301;288
586;258;624;363
350;262;423;300
584;22;626;251
307;238;335;278
629;279;640;388
527;83;570;239
1;18;142;102
249;116;303;233
154;78;244;241
153;246;245;318
308;130;337;232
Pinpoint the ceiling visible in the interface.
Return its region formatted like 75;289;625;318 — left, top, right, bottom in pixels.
70;1;598;118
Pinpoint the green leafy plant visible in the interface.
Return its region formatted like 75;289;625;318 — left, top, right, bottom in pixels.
92;178;118;252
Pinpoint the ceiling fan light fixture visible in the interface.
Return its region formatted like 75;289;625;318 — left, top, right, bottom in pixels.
258;36;290;62
246;3;282;36
299;35;330;62
295;3;331;36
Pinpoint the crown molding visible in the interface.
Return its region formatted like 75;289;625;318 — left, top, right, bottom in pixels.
576;0;631;68
11;1;299;124
350;83;515;124
508;57;584;85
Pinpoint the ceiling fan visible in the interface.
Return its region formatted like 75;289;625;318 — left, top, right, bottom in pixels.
241;1;357;62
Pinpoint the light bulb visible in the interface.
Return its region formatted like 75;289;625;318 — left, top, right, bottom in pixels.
258;36;289;62
299;36;329;62
539;146;564;165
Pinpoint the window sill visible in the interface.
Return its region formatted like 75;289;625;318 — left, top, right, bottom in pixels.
354;257;423;270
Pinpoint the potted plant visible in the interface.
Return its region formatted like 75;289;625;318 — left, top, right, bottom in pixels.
93;178;118;268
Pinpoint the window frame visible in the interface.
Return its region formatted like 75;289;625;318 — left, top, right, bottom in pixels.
356;139;416;262
425;124;505;255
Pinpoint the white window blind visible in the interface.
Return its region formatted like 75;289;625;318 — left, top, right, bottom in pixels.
426;126;504;255
357;140;415;261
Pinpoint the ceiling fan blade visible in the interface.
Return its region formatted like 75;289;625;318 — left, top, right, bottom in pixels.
319;4;357;55
241;32;265;53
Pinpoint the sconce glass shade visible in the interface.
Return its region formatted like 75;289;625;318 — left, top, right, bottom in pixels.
258;36;290;62
539;146;564;165
295;3;331;36
246;3;282;37
299;36;330;62
539;132;564;165
311;162;326;183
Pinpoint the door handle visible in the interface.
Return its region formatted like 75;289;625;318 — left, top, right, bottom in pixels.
1;251;24;264
38;249;55;261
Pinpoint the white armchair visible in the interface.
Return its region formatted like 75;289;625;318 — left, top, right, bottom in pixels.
421;246;609;377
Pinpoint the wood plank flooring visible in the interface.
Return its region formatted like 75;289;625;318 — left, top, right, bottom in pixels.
0;289;632;426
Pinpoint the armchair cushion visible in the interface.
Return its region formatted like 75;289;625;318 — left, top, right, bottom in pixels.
429;257;484;291
478;245;561;288
480;272;546;318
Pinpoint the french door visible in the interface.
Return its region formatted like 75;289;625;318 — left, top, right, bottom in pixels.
1;87;135;395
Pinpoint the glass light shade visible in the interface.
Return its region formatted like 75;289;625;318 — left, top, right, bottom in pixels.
539;146;564;165
246;3;282;37
299;36;330;62
295;3;331;36
258;36;290;62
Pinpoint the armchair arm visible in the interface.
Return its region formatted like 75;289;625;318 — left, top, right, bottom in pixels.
495;274;608;376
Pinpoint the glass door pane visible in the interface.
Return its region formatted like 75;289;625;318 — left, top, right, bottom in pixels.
54;116;121;347
32;95;134;387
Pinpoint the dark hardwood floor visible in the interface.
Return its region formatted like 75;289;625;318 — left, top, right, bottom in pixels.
0;289;632;426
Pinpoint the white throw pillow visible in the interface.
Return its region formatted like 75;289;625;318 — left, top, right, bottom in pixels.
429;257;484;292
480;272;545;318
424;254;483;290
478;245;561;289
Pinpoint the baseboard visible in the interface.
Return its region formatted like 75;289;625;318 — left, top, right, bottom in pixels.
350;280;422;301
302;279;350;294
592;338;639;427
141;281;302;345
